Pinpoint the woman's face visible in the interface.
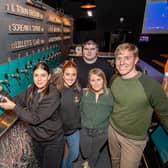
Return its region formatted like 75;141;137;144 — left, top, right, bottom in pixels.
89;74;104;94
63;67;77;87
33;68;50;92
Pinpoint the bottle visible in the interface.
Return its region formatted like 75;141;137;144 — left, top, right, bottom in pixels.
162;60;168;96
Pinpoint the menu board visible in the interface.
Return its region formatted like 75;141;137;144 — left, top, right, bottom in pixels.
62;16;73;40
0;0;73;63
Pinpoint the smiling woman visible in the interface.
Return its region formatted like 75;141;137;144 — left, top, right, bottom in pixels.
50;60;82;168
0;62;64;168
80;68;113;168
63;63;78;87
33;63;51;92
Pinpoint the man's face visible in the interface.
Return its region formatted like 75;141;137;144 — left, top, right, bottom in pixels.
83;44;98;63
115;49;139;79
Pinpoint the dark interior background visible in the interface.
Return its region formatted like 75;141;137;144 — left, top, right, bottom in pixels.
42;0;168;70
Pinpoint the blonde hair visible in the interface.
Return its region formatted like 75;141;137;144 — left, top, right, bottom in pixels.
86;68;108;95
114;43;139;58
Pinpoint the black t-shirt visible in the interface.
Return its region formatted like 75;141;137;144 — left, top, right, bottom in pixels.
74;57;114;88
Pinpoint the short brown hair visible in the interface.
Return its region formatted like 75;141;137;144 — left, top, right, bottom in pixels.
82;40;98;49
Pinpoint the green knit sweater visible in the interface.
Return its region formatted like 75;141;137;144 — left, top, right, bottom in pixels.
110;72;168;140
80;89;113;129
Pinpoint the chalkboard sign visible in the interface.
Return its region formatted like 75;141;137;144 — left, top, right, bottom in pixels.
0;0;73;63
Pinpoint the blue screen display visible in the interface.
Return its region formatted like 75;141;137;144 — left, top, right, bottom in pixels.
142;0;168;34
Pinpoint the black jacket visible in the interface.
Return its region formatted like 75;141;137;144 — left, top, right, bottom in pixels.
60;86;81;134
14;84;63;142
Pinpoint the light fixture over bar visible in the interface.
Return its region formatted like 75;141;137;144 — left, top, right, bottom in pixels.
80;0;96;9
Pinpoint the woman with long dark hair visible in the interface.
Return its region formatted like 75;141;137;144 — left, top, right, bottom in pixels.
0;62;64;168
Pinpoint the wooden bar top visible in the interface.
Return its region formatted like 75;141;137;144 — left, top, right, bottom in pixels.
0;110;17;137
68;52;115;59
160;54;168;59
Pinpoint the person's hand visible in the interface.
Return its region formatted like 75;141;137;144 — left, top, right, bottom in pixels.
0;96;16;110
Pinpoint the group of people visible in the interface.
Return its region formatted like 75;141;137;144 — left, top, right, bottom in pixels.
0;40;168;168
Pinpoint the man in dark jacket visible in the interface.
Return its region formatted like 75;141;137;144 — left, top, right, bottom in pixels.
74;40;114;88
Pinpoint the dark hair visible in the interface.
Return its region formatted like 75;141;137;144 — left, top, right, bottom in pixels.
82;40;98;49
28;62;51;103
33;62;50;74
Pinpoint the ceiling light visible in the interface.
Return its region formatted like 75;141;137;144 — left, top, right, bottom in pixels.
80;1;96;9
87;10;93;17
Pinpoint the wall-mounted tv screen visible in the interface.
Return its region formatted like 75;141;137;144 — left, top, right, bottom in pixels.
142;0;168;34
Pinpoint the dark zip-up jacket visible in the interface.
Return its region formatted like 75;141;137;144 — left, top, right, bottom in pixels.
60;86;81;134
14;84;63;142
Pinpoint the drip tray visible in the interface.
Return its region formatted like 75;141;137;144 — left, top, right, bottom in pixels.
0;110;17;137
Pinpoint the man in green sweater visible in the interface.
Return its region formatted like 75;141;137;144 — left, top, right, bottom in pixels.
108;43;168;168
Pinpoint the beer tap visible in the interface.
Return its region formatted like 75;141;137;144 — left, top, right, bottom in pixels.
19;68;28;74
48;54;53;60
48;53;53;61
25;61;33;69
5;70;21;85
25;64;32;69
45;57;50;61
10;73;20;79
17;68;29;79
0;79;10;92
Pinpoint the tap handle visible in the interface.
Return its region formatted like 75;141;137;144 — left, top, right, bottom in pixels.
16;68;19;74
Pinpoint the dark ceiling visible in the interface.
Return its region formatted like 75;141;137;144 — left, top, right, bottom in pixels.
41;0;168;60
42;0;146;39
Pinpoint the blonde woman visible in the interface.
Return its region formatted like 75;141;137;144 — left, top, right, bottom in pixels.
80;68;113;168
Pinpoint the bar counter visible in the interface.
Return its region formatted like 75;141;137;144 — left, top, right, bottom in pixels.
0;111;38;167
68;51;115;59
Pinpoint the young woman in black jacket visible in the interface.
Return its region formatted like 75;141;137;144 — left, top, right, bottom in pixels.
50;60;82;168
0;62;64;168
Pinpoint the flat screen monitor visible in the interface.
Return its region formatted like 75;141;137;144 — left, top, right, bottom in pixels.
142;0;168;34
